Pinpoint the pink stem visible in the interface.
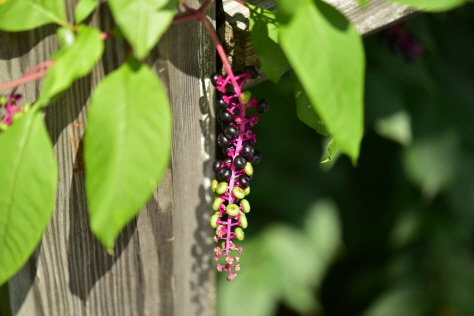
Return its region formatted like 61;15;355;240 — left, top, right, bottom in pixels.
0;61;55;92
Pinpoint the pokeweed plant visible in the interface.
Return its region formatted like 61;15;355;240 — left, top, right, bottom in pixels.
0;0;467;286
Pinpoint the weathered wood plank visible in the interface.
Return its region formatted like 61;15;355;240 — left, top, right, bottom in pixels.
220;0;417;75
3;0;215;315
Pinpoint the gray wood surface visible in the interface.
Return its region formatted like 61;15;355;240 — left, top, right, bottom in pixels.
2;0;215;315
221;0;417;78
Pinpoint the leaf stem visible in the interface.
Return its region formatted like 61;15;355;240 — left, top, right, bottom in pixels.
0;61;55;92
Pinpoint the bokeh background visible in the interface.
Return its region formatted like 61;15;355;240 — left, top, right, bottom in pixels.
217;4;474;316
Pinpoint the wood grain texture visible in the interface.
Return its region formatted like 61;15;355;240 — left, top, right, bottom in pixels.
3;0;215;315
221;0;417;75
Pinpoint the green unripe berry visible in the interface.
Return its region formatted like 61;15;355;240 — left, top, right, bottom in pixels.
244;162;253;176
12;111;23;122
239;214;248;229
240;199;250;213
233;187;245;199
212;197;223;211
244;186;250;196
234;227;245;240
0;96;7;106
240;91;252;104
216;182;228;195
210;214;220;228
211;179;219;192
226;204;240;216
0;122;8;132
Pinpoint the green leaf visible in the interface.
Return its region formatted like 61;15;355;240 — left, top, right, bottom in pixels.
0;109;58;286
108;0;178;59
278;0;364;163
74;0;98;24
289;70;328;136
38;25;104;105
249;5;290;83
374;110;412;146
84;58;172;252
354;0;370;5
0;0;66;31
384;0;466;12
321;138;339;163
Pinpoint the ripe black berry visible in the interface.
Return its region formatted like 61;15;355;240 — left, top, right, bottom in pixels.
234;71;243;77
241;143;255;159
234;155;247;171
213;160;223;173
217;133;230;148
219;110;234;123
224;125;239;140
239;175;250;188
251;150;262;165
257;99;269;113
218;166;232;181
223;157;232;166
211;73;222;87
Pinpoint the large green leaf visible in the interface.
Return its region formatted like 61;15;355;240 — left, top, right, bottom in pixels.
108;0;178;59
249;5;290;83
84;58;171;252
74;0;98;24
38;25;104;106
289;70;328;136
0;0;66;31
0;109;58;286
278;0;364;163
384;0;466;12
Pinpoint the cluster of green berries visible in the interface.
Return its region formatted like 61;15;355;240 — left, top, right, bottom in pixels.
210;67;269;280
0;94;30;132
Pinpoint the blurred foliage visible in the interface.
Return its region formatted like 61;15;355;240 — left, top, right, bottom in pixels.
217;4;474;316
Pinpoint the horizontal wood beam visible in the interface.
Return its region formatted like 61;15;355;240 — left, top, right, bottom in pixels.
219;0;418;82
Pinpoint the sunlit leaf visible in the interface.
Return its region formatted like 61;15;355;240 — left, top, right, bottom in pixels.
249;5;290;83
38;25;104;105
0;109;58;285
84;57;171;252
74;0;98;24
278;0;364;163
108;0;178;59
0;0;66;31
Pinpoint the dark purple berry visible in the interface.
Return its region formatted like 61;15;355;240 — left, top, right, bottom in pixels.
241;143;255;159
234;155;247;171
234;71;243;77
218;166;232;181
244;66;258;79
218;96;230;109
257;99;269;113
224;125;239;140
251;150;262;165
224;145;235;156
239;175;250;188
213;160;223;173
211;73;222;87
217;133;230;148
219;110;234;123
223;157;232;166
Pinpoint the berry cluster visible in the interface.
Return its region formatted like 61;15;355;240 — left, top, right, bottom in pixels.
0;93;29;132
379;23;423;63
209;67;268;280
